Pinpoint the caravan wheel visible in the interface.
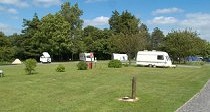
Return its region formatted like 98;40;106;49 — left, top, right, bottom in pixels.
148;64;152;67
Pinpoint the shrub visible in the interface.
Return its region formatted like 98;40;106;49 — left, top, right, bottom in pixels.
108;60;122;68
186;61;205;66
123;62;129;67
56;64;65;72
24;59;37;75
200;61;205;66
77;61;88;70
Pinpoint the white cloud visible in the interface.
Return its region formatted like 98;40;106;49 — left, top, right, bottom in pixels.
0;23;20;35
11;16;20;20
180;13;210;40
33;0;61;7
148;16;178;25
148;13;210;41
152;7;183;15
7;8;18;14
0;0;29;8
0;6;18;14
180;13;210;28
84;16;109;27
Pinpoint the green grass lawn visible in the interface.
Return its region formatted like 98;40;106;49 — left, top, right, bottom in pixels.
0;61;210;112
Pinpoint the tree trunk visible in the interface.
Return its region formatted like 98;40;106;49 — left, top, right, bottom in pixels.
128;53;132;65
72;53;74;61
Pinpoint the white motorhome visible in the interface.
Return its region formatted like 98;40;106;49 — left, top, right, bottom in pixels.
40;52;51;63
113;53;128;62
136;50;176;67
79;53;94;62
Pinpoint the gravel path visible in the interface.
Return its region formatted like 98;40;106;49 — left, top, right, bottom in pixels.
176;80;210;112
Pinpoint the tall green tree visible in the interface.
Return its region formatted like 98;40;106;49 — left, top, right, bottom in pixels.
60;2;83;35
139;23;151;50
109;10;147;62
21;13;41;59
60;2;84;60
83;25;112;60
83;25;99;52
37;13;71;61
0;32;9;47
113;33;148;60
9;33;25;59
83;25;99;37
205;43;210;58
0;32;14;61
163;30;207;63
151;27;165;50
109;10;139;35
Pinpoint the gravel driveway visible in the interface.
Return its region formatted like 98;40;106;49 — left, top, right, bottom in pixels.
176;80;210;112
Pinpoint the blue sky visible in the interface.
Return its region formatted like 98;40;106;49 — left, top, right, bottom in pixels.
0;0;210;41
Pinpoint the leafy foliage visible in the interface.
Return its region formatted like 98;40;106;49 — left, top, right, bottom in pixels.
77;61;88;70
56;64;65;72
109;10;140;35
37;13;71;61
108;60;122;68
0;32;15;62
151;27;165;50
24;59;37;75
0;2;209;63
162;30;207;63
60;2;84;60
83;26;112;59
21;13;41;60
109;11;149;62
186;61;205;66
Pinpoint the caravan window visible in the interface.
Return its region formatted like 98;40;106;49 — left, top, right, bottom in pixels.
157;55;164;60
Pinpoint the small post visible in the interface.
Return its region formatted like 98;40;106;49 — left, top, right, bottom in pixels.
94;57;97;67
0;70;3;77
90;52;93;69
131;76;136;99
90;61;92;69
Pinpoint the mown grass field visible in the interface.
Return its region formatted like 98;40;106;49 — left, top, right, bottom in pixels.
0;61;210;112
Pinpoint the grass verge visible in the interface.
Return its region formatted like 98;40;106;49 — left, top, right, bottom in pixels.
0;61;210;112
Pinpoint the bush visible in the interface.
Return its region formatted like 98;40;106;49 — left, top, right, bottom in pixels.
123;62;129;67
77;61;88;70
24;59;37;75
200;61;205;66
108;60;122;68
56;64;65;72
186;61;205;66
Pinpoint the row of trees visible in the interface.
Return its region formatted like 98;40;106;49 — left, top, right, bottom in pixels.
0;2;210;62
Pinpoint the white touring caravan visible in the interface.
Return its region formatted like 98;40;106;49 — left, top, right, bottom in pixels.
136;50;176;67
113;53;128;62
40;52;51;63
79;53;94;62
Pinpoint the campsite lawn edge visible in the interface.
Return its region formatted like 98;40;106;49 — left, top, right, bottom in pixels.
0;61;210;112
